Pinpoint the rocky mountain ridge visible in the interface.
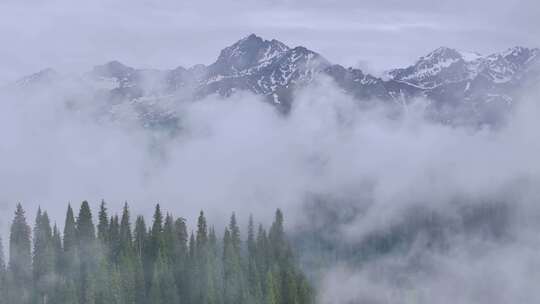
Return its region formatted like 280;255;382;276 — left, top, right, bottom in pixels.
11;34;540;127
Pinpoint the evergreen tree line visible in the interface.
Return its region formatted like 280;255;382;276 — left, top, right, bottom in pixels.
0;201;314;304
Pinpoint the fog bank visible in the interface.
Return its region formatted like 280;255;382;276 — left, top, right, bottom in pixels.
1;78;540;302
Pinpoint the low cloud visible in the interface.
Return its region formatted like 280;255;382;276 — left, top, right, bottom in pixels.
1;77;540;302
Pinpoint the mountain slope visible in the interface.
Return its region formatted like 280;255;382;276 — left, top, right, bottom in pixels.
9;34;540;127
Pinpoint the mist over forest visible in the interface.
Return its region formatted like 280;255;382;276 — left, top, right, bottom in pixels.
1;0;540;303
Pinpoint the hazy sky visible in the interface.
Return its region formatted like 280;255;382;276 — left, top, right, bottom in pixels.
0;0;539;84
2;2;540;300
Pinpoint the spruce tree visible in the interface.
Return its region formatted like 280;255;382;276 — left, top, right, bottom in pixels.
96;200;109;247
269;209;288;264
173;217;189;301
63;204;80;283
162;214;175;262
0;236;6;304
118;253;136;304
264;270;278;304
64;204;78;251
51;224;63;303
58;280;80;304
133;216;146;259
207;226;221;304
52;224;63;275
108;216;120;263
133;254;146;304
256;225;269;278
77;201;96;252
247;215;263;303
223;224;245;304
33;209;55;304
94;257;112;304
7;203;32;304
228;213;241;254
77;201;97;304
195;211;210;304
149;204;164;262
149;252;179;304
119;202;133;256
0;203;313;304
187;232;196;304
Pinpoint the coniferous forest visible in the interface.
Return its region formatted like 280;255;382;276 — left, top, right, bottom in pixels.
0;201;313;304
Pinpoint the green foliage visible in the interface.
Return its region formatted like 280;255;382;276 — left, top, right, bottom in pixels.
32;209;55;304
8;203;32;304
0;203;314;304
97;200;109;246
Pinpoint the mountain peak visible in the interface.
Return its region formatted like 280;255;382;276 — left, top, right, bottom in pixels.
240;33;263;43
16;68;58;87
211;34;291;75
423;47;462;62
499;46;539;65
92;60;135;79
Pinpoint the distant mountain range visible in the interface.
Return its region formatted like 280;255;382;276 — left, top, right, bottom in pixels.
10;34;540;128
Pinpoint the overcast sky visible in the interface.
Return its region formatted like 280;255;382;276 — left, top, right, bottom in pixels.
0;0;539;84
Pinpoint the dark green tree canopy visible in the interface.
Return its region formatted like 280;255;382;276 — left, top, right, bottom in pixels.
0;202;313;304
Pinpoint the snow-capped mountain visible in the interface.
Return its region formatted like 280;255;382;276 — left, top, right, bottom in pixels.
9;34;540;127
387;46;539;124
200;34;332;106
389;46;539;89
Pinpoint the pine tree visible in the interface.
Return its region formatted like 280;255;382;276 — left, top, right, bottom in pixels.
33;209;55;304
207;226;221;304
229;213;241;254
149;252;178;304
187;232;196;304
57;280;80;304
173;217;189;302
108;267;123;304
133;216;146;259
119;202;133;256
297;274;313;304
118;253;136;304
51;224;63;303
63;204;80;283
162;214;175;262
223;221;246;304
195;211;210;304
52;224;63;275
0;203;312;304
77;201;97;304
264;270;278;304
77;201;96;254
282;269;298;304
94;257;112;304
133;254;146;304
64;204;78;252
148;260;162;304
7;203;32;304
146;204;164;297
256;225;269;278
97;200;109;247
247;215;263;303
189;232;196;262
269;209;288;265
219;213;247;304
0;236;6;304
149;204;164;262
108;216;120;263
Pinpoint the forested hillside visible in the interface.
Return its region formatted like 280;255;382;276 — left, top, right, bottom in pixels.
0;202;313;304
